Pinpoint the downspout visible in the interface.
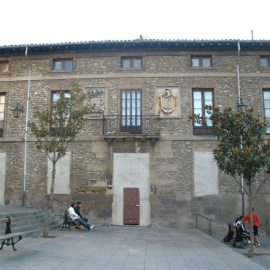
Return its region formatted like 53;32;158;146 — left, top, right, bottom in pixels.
23;46;32;207
237;41;241;104
237;41;245;216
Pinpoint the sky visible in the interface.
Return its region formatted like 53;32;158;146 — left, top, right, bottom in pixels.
1;0;270;46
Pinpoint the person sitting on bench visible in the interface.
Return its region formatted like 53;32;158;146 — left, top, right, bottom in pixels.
74;201;95;230
68;203;95;230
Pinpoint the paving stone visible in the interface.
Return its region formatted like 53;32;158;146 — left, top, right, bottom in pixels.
0;226;267;270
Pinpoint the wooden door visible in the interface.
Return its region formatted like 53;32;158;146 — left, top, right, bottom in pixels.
123;188;140;225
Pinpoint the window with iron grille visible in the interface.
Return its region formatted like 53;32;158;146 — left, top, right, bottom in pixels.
192;89;213;135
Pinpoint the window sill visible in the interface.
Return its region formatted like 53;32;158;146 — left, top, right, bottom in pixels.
189;67;214;70
119;68;144;72
50;70;75;73
0;72;11;75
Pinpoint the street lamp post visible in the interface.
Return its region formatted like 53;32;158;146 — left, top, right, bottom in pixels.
12;48;31;207
237;98;247;216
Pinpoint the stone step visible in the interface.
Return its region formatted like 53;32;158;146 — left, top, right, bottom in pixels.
12;219;62;234
1;215;62;229
0;216;48;228
0;212;55;228
0;210;47;219
0;208;64;237
19;223;64;238
5;213;48;223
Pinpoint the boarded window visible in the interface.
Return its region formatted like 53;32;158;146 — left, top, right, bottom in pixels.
47;152;70;194
194;152;218;196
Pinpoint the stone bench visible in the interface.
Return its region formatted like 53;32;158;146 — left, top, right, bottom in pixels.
0;217;25;251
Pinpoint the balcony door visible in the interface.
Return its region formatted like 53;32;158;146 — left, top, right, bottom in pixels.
121;90;142;134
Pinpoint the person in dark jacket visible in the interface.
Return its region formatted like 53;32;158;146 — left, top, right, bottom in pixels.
74;202;95;230
74;202;84;219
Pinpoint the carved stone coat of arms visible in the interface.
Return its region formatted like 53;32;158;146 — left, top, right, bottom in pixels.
159;88;177;114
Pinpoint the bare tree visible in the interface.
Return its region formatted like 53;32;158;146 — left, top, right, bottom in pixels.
28;82;90;237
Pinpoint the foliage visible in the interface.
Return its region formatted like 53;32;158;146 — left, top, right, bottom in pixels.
191;106;270;185
190;106;270;257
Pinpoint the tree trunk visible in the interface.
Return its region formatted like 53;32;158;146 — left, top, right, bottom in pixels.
248;185;254;257
43;157;56;237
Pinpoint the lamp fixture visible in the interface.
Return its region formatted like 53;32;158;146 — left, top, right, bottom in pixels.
12;103;24;118
237;98;247;113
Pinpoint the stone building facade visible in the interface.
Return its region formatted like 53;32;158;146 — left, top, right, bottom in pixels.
0;40;270;233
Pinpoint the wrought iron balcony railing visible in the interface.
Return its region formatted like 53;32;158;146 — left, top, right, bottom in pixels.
103;115;160;138
0;120;3;137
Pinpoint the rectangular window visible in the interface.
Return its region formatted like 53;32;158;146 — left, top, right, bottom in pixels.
50;91;71;135
263;90;270;133
191;56;212;68
260;56;270;67
193;89;213;135
0;61;9;73
121;57;142;69
52;59;73;71
0;94;5;137
121;90;142;134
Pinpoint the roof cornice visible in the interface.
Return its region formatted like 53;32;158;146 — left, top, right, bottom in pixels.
1;39;270;55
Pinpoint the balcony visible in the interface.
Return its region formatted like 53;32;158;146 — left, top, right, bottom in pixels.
103;115;160;140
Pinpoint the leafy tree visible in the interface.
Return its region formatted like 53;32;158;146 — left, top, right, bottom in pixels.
190;106;270;257
28;82;90;237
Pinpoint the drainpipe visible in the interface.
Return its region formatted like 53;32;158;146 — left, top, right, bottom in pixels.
237;41;245;216
23;46;32;207
237;42;241;105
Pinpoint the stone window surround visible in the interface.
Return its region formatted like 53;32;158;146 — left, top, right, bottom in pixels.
263;88;270;134
192;88;214;135
50;54;76;73
119;53;145;71
0;58;11;74
50;90;71;133
189;52;214;69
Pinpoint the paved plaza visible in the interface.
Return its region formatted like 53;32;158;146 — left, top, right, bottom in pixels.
0;225;267;270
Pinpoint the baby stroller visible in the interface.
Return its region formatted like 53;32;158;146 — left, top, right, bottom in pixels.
232;225;250;248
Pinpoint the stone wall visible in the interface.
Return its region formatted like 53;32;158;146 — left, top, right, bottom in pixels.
0;47;270;233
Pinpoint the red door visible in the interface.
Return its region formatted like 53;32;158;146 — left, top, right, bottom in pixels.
123;188;140;225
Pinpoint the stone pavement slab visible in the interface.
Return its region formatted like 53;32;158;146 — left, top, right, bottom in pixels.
0;226;265;270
